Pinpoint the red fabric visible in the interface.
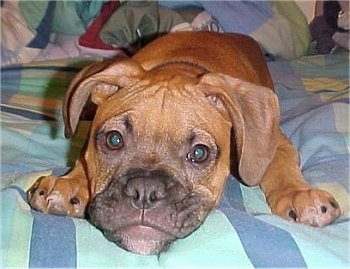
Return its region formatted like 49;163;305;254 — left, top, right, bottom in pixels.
79;0;120;50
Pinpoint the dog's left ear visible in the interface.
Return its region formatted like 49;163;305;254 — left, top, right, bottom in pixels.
63;60;146;138
199;73;280;186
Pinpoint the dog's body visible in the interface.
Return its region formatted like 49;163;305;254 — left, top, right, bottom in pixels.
28;32;340;255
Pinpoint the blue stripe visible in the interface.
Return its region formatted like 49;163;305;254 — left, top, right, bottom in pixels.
220;176;307;267
1;65;81;72
27;1;56;49
219;175;246;211
200;1;273;33
7;185;27;200
29;211;77;268
221;208;307;267
52;167;71;177
0;67;22;103
7;185;77;267
1;105;56;121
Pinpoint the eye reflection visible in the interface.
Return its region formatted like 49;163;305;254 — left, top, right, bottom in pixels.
187;144;209;163
105;131;124;150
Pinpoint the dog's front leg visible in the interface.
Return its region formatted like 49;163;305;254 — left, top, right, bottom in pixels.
27;157;89;218
260;134;341;227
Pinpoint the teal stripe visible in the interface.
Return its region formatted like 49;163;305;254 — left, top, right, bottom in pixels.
159;210;254;268
1;187;32;267
74;218;159;267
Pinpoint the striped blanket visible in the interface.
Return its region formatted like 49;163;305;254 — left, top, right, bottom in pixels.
1;51;349;268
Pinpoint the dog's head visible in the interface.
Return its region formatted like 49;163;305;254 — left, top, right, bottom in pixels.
63;59;280;254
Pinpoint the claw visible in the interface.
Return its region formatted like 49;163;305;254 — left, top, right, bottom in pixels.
288;209;297;221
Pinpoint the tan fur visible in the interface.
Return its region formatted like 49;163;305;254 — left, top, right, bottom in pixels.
28;32;340;254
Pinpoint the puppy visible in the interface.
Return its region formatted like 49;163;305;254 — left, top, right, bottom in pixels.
28;32;340;254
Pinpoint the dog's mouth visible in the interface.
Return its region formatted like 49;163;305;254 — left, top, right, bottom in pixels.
88;168;215;255
104;225;175;255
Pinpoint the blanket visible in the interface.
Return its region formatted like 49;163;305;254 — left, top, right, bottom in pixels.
1;0;310;65
1;51;349;267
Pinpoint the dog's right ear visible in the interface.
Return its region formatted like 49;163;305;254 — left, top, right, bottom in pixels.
63;60;146;138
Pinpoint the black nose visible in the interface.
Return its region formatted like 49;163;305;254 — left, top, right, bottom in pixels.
125;178;167;209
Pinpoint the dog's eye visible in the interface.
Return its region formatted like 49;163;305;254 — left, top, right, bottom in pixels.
187;144;209;164
105;131;124;150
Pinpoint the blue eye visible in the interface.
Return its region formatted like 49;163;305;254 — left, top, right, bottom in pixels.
187;144;209;163
105;131;124;150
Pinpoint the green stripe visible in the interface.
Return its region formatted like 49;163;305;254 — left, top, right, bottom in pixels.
294;236;349;267
74;210;254;267
74;218;159;267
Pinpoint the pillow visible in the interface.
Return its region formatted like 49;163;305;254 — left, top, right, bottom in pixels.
160;1;311;59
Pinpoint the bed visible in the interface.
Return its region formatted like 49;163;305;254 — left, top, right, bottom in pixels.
1;1;349;268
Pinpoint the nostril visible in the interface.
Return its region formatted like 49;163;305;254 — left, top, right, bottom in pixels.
131;194;144;210
134;190;141;201
125;177;167;209
149;191;156;203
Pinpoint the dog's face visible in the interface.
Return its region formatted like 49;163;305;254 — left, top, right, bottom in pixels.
86;70;232;254
63;60;280;254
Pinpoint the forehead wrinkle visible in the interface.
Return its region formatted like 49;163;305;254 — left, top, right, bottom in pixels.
128;87;188;149
155;89;208;144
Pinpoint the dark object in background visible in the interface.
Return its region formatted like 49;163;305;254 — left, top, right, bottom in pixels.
309;0;349;54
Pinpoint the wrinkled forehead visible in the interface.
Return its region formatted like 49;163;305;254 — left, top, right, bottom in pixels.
94;77;231;138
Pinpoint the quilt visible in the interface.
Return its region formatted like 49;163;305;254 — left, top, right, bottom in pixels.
1;50;349;267
1;0;309;65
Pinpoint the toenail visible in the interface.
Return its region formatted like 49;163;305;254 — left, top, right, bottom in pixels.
288;209;297;221
70;197;80;205
330;200;338;209
39;190;45;196
321;206;327;213
28;187;36;194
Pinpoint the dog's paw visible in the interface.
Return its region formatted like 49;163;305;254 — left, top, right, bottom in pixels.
27;175;88;218
269;188;341;227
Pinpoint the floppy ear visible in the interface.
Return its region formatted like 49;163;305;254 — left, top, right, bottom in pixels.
63;60;146;138
200;73;280;186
